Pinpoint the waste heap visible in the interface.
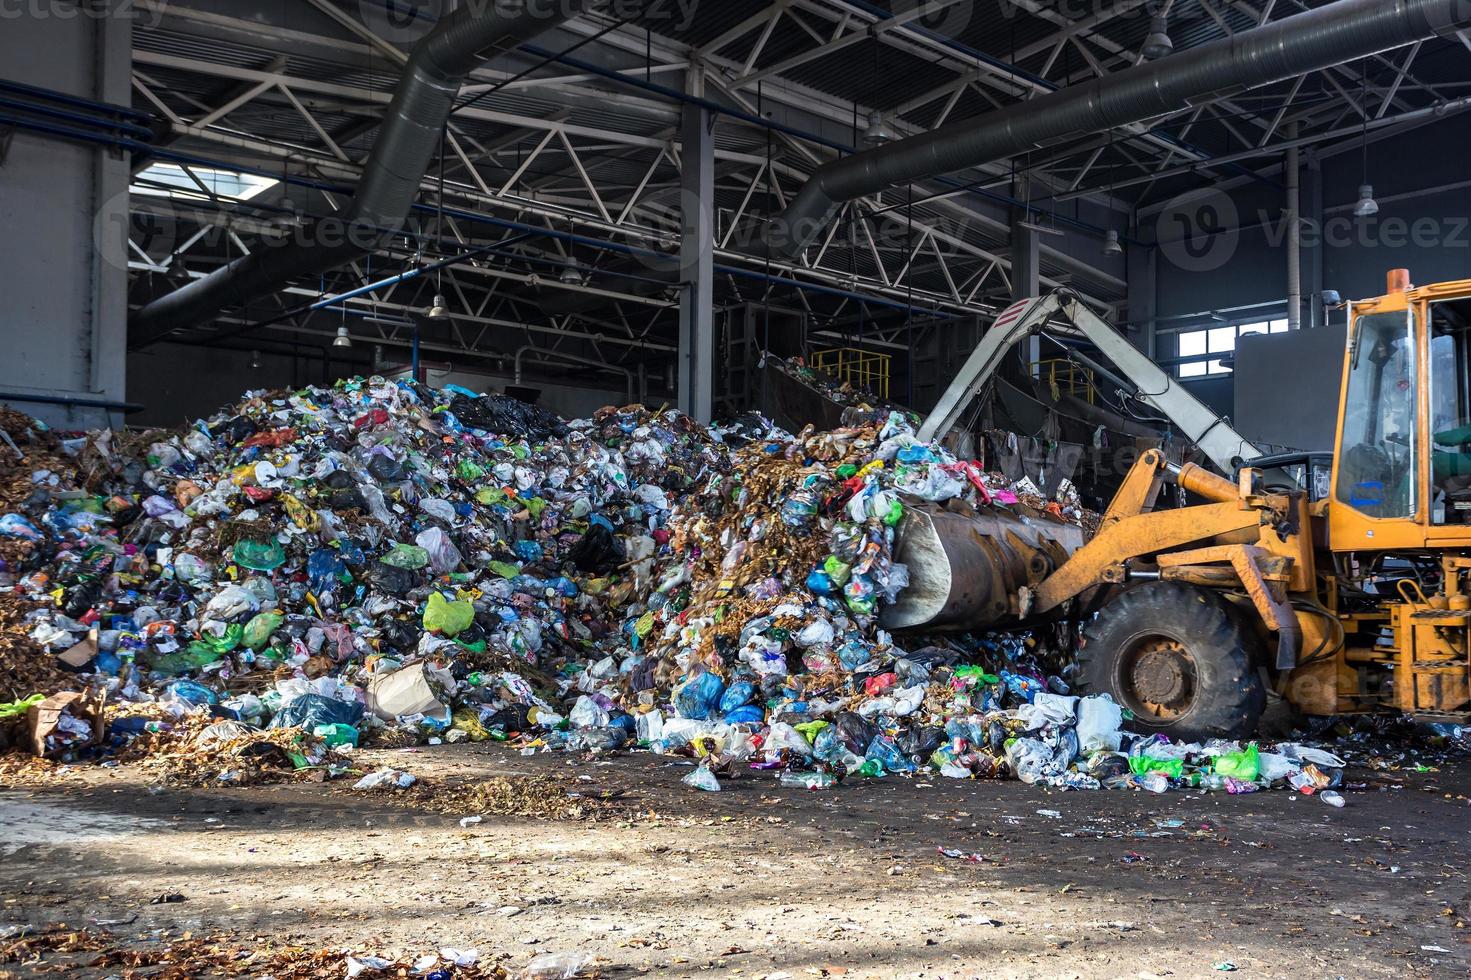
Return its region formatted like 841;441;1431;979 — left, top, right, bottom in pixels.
0;381;1373;800
0;381;726;780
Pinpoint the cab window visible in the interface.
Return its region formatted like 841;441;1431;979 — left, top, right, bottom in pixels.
1335;311;1417;518
1429;298;1471;524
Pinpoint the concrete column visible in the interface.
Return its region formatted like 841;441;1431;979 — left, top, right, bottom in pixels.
1303;150;1325;330
1126;243;1160;359
0;6;132;429
677;95;715;424
1285;122;1302;331
1010;187;1041;374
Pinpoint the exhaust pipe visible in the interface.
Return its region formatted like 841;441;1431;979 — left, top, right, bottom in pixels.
763;0;1471;260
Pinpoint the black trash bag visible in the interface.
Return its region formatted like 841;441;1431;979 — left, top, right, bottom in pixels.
323;469;356;490
567;523;622;572
906;645;964;668
63;581;102;618
569;726;629;752
367;560;418;596
448;393;568;440
897;725;944;761
628;656;659;693
278;614;315;641
366;455;405;482
110;504;142;528
328;487;367;513
213;415;257;446
378;619;420;651
484;703;534;732
834;711;879;756
268;693;364;730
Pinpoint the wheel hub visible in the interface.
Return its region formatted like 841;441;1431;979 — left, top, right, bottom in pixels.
1122;638;1197;720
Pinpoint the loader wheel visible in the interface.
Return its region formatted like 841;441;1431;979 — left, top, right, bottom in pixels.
1077;582;1266;740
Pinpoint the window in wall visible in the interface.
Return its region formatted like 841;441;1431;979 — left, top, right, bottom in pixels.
1175;318;1290;378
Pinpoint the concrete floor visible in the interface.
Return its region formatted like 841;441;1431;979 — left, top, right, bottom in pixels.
1;742;1468;978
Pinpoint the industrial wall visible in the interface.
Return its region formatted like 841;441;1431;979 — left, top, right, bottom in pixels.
0;10;131;430
126;342;375;429
1136;112;1471;431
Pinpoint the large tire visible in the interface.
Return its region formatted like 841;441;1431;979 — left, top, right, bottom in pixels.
1077;582;1266;741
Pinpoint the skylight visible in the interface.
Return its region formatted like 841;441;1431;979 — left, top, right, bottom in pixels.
131;163;278;203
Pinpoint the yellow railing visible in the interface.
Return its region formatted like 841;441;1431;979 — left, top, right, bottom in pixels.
810;347;891;400
1033;358;1096;404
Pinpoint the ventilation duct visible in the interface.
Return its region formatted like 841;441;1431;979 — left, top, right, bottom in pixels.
130;2;599;346
762;0;1471;260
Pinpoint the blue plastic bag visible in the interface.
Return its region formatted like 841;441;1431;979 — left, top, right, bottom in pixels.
724;705;765;725
165;679;220;707
673;672;726;720
719;680;755;713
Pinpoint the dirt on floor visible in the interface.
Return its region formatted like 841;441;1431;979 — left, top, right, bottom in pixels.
1;742;1468;979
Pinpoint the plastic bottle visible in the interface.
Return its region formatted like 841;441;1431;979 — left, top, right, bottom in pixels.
779;771;836;790
1319;790;1345;808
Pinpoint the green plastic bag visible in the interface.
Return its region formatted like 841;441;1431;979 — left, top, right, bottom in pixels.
1211;743;1260;780
423;592;474;636
525;496;548;519
476;487;509;506
382;543;429;570
1128;755;1183;779
822;556;853;586
0;694;45;720
487;560;521;579
312;723;359;748
233;538;286;571
456;460;485;481
150;644;225;676
196;624;244;654
242;611;284;651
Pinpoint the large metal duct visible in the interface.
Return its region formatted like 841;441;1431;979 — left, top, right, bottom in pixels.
130;3;598;346
763;0;1471;259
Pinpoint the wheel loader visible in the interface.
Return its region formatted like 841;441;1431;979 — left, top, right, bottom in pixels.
885;269;1471;739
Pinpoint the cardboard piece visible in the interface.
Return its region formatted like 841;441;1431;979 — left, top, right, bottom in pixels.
366;663;448;721
26;691;107;757
57;633;99;668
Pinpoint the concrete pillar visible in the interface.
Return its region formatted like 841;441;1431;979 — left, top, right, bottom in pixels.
677;96;715;424
1303;150;1325;330
1285;122;1302;331
1010;186;1041;374
0;6;132;429
1126;243;1159;359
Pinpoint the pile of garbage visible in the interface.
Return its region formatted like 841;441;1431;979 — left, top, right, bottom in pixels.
0;378;1367;803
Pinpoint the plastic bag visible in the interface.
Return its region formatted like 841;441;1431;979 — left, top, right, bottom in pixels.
423;592;474;636
1075;694;1123;753
1212;743;1260;780
270;693;365;730
204;586;259;621
415;527;463;575
381;543;430;570
233;538;286;571
719;680;755;713
673;672;726;721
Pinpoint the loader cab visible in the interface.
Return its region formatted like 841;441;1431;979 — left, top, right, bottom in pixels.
1329;270;1471;549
